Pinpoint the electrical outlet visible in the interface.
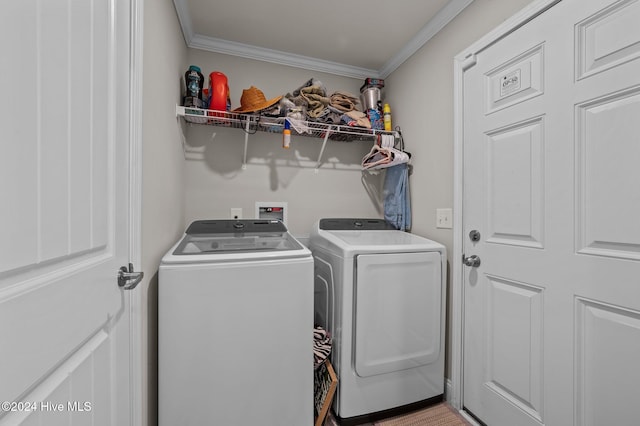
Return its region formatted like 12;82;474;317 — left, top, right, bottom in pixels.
230;208;243;220
436;208;453;229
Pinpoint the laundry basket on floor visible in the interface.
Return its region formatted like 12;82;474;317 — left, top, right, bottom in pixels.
314;359;338;426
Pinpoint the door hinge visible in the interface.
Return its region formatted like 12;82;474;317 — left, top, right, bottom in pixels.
462;53;477;71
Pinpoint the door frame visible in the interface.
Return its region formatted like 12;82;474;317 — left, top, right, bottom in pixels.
450;0;561;410
127;0;144;424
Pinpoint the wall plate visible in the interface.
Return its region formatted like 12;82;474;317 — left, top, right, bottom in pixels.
255;201;288;225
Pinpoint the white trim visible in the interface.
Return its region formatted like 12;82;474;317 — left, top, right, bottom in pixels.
172;0;194;46
128;0;144;425
461;53;477;72
450;54;466;411
447;378;481;426
451;0;562;413
189;34;378;79
459;409;481;426
173;0;474;79
378;0;474;78
458;0;563;59
444;377;453;401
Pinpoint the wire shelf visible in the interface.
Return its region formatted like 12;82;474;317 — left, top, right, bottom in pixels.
176;105;394;142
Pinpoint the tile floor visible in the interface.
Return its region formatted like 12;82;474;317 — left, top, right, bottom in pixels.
320;403;477;426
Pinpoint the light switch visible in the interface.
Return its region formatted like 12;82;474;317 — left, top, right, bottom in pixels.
436;208;453;229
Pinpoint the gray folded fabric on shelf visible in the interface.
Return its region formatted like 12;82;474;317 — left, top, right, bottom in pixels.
286;79;327;109
315;111;342;124
329;91;359;112
341;110;371;128
291;78;324;97
300;85;330;118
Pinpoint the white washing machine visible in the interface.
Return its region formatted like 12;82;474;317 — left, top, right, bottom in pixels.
159;220;313;426
310;218;446;423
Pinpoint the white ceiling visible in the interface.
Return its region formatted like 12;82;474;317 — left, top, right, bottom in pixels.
173;0;474;79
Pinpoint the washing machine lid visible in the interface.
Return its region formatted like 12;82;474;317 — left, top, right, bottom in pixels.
162;220;310;264
311;218;445;257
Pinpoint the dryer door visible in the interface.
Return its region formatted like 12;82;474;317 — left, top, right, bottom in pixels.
354;251;442;377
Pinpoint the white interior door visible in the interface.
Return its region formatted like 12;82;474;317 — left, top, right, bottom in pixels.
0;1;137;425
461;0;640;424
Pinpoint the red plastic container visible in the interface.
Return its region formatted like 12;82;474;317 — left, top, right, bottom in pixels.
208;71;229;114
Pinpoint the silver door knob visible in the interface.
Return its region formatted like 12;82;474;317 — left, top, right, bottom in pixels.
118;263;144;290
462;254;481;267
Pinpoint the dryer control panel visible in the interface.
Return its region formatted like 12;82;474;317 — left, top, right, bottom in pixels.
319;218;395;231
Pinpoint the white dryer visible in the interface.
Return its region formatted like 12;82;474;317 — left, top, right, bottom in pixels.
310;218;446;423
159;220;313;426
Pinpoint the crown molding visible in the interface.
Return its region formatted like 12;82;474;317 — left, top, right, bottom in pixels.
172;0;194;45
378;0;474;78
173;0;474;80
189;34;379;79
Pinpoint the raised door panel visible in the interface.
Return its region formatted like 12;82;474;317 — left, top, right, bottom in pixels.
575;87;640;260
485;117;545;248
485;276;544;422
1;0;110;277
576;0;640;80
485;44;545;114
575;298;640;426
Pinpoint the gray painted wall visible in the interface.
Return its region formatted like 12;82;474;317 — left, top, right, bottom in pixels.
183;50;385;237
141;0;187;425
141;0;534;423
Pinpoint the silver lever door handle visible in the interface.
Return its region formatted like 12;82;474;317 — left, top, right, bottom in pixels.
462;254;481;267
118;263;144;290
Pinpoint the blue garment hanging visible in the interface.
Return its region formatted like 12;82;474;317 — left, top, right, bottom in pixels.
383;163;411;231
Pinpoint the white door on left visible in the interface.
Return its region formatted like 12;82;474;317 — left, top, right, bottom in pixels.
0;1;136;425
